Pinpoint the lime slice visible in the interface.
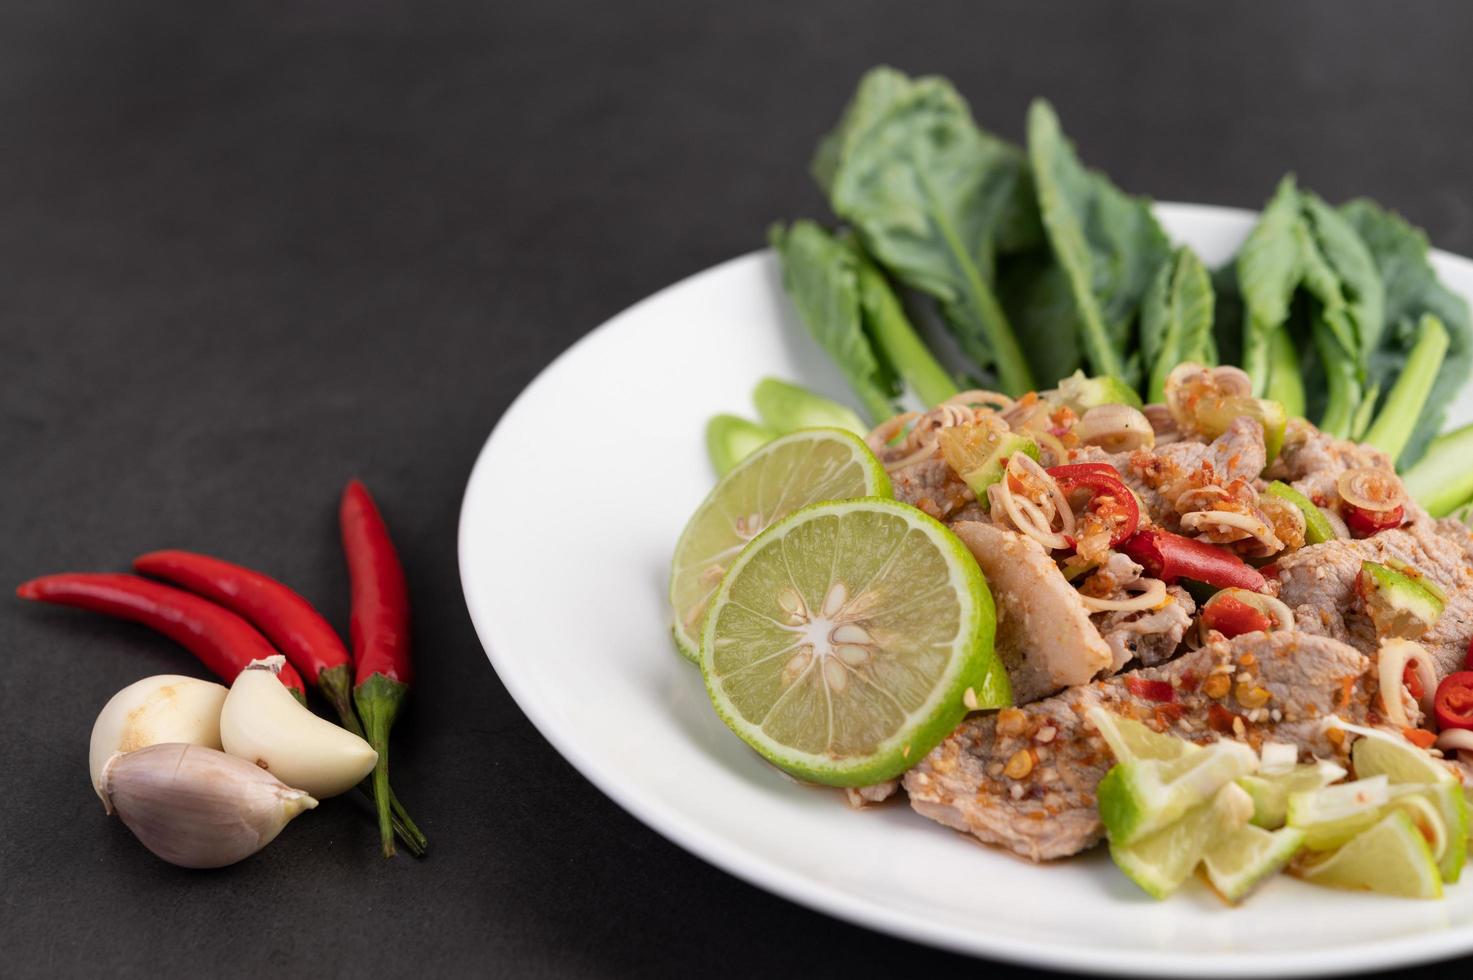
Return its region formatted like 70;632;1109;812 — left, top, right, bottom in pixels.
1202;824;1305;904
1086;706;1199;764
700;497;1004;786
669;428;891;662
1299;811;1443;898
1110;782;1254;899
1287;776;1391;850
1348;724;1457;787
1346;724;1467;881
1239;760;1347;830
1098;740;1259;846
1388;782;1467;883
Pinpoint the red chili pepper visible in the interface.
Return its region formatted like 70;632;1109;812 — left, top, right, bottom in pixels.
1344;503;1404;538
1121;529;1267;593
16;572;307;700
1404;664;1426;702
1435;672;1473;731
1200;594;1273;639
133;550;354;715
1125;676;1176;702
341;479;415;857
132;549;427;856
1047;464;1140;548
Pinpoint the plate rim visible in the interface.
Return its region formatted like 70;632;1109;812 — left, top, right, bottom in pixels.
459;201;1473;977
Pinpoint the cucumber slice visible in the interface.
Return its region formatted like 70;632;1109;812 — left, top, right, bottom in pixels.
752;377;867;437
1357;560;1446;639
1264;481;1337;545
705;415;777;476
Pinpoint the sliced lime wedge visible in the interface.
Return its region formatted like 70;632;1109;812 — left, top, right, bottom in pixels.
1300;811;1443;899
1346;724;1466;881
1098;740;1259;846
1110;782;1254;899
1349;724;1458;787
1238;760;1347;830
701;498;1004;786
1287;776;1391;850
1387;782;1467;883
1087;706;1199;764
1203;824;1305;904
669;428;891;662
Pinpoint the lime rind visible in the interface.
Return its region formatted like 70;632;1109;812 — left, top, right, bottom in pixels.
700;497;1002;787
1110;782;1253;899
1098;741;1259;846
669;427;891;663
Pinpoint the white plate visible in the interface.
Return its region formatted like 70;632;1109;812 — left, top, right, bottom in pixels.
459;203;1473;976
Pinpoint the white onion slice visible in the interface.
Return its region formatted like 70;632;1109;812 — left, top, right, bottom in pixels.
1377;638;1437;728
1074;404;1155;453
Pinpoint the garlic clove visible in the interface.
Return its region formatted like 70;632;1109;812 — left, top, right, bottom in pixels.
89;674;229;809
103;743;317;868
220;656;377;798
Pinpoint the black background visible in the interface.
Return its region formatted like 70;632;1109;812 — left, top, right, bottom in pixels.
5;1;1473;977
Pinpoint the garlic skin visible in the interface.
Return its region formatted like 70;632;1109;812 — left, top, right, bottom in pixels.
103;743;317;868
89;675;229;806
220;656;377;798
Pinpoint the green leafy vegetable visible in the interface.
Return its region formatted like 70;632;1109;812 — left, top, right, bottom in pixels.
1340;199;1473;465
770;220;959;416
769;220;900;421
997;252;1083;386
1140;247;1216;403
813;67;1038;394
1234;178;1385;436
1026;100;1171;389
1237;177;1305;398
854;249;960;408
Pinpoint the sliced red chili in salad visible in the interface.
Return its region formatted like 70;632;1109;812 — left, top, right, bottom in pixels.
1404;663;1427;702
1120;529;1267;593
1200;593;1273;639
1344;503;1405;538
1435;671;1473;731
1046;463;1140;548
1125;676;1176;703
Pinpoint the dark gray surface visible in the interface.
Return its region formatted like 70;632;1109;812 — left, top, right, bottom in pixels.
3;1;1472;976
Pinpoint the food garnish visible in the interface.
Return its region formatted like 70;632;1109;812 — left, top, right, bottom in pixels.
700;497;1004;786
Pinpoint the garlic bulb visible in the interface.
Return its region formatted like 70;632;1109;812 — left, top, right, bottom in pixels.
220;656;377;798
102;743;316;868
89;675;229;805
